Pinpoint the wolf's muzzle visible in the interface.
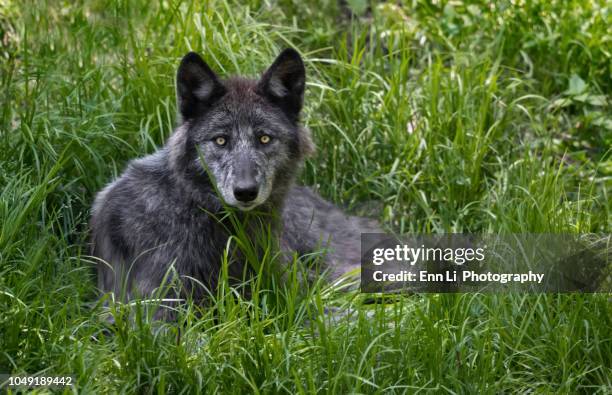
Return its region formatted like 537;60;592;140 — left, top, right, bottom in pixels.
232;154;259;203
234;184;258;202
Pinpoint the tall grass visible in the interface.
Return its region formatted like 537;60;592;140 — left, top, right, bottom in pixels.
0;0;610;393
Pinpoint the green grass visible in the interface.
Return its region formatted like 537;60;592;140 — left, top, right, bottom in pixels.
1;0;611;393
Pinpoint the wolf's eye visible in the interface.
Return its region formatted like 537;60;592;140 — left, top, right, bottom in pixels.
259;135;271;144
214;136;227;146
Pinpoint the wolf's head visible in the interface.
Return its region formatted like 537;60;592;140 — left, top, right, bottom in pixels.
169;49;314;211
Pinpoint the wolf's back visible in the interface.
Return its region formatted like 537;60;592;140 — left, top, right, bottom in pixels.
282;186;382;281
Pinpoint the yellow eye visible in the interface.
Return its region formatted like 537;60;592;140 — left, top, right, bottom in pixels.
260;135;271;144
215;136;226;146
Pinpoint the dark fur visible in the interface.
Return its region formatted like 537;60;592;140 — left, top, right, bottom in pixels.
90;49;380;314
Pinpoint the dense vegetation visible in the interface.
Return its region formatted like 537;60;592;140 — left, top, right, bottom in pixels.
1;0;610;392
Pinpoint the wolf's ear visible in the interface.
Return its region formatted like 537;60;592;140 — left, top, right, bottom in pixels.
176;52;226;120
257;48;305;120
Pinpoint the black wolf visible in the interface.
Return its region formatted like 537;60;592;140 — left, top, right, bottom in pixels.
90;49;380;313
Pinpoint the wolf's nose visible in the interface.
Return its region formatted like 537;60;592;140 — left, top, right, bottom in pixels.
234;185;258;202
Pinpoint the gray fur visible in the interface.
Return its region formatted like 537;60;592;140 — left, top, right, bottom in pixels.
90;49;381;315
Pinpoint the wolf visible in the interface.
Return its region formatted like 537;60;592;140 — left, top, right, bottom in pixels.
90;48;381;315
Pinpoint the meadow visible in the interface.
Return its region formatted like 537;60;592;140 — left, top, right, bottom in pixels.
1;0;610;393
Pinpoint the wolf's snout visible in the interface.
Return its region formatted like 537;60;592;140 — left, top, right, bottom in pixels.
234;184;258;202
233;155;259;203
